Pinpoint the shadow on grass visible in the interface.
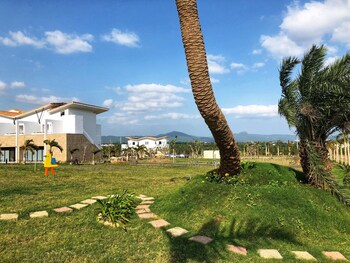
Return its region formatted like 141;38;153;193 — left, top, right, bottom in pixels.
163;216;300;263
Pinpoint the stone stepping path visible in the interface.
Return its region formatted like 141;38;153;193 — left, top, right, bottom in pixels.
292;251;317;261
0;213;18;221
0;195;109;221
136;194;348;262
1;193;348;262
29;211;48;218
258;249;283;259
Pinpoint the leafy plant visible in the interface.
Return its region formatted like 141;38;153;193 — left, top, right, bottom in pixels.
96;190;137;231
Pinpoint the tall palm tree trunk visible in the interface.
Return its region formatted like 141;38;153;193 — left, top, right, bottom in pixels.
176;0;240;176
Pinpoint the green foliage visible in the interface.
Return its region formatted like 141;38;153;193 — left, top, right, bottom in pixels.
96;190;137;231
344;176;350;187
43;139;63;154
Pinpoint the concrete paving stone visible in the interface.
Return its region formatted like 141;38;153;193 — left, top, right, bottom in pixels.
138;213;158;219
69;203;89;210
322;251;348;261
91;196;108;200
258;249;283;259
29;211;49;218
53;207;73;213
135;208;151;214
81;199;97;205
149;219;171;228
0;213;18;221
136;205;150;210
140;197;155;201
291;251;317;261
166;227;189;237
189;235;213;245
140;200;154;205
227;244;247;256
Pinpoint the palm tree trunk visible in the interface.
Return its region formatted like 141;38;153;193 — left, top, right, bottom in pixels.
176;0;240;176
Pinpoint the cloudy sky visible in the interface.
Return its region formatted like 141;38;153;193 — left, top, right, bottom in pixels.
0;0;349;136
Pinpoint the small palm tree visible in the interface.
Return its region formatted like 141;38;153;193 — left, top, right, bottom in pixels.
92;149;101;165
279;45;350;186
21;139;38;164
43;139;63;155
69;148;79;164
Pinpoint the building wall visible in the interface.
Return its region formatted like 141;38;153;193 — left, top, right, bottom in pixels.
127;138;168;150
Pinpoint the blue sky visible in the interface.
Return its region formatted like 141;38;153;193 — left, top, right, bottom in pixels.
0;0;349;136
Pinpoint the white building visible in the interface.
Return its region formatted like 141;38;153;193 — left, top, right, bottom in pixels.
0;101;108;163
122;136;168;150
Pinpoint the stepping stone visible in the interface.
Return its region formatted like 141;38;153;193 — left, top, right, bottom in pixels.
137;194;147;198
70;203;89;210
81;199;97;205
140;197;154;201
0;213;18;221
189;235;213;245
166;227;189;237
258;249;283;259
140;200;154;205
138;213;157;219
53;207;73;213
91;196;107;200
136;205;150;210
227;244;247;256
292;251;316;261
29;211;48;218
322;251;348;261
135;208;151;214
149;219;170;228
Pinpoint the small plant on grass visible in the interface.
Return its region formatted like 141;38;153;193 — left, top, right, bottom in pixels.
96;190;137;231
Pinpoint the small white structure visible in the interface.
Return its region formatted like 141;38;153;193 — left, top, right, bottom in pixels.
123;136;168;150
203;150;220;159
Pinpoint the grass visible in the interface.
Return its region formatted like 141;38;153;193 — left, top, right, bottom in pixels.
0;162;349;262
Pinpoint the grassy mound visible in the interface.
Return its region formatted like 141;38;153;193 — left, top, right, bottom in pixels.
152;162;350;262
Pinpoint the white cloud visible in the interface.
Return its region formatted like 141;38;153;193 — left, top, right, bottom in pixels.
16;94;79;105
222;104;278;118
102;28;140;47
145;112;200;120
0;80;7;91
324;55;339;66
210;77;220;84
261;0;350;58
261;34;304;59
207;54;230;74
252;49;262;55
45;31;93;54
0;30;93;54
125;83;190;93
230;62;249;74
102;99;114;108
106;112;139;125
10;81;25;89
253;62;265;69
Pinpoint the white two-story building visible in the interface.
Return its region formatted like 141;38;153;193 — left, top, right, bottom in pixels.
0;101;108;163
122;136;168;150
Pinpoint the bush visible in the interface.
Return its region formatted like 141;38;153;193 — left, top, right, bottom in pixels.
96;190;137;231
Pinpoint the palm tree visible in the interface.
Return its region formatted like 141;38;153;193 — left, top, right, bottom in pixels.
92;149;101;165
43;139;63;155
69;148;79;164
134;145;148;160
21;139;38;164
176;0;240;177
279;45;350;186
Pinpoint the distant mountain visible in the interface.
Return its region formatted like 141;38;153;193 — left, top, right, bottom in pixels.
102;131;297;144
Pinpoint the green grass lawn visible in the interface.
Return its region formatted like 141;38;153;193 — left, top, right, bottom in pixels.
0;163;349;262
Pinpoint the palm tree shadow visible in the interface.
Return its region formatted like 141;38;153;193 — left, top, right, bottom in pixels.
164;216;301;262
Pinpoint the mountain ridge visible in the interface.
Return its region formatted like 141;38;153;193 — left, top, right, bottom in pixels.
102;131;297;143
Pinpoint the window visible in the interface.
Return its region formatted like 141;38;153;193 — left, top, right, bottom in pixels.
132;142;136;145
145;141;149;145
19;124;25;134
60;111;65;117
159;141;162;145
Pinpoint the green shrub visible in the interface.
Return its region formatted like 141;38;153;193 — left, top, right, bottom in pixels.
96;190;137;231
344;175;350;187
